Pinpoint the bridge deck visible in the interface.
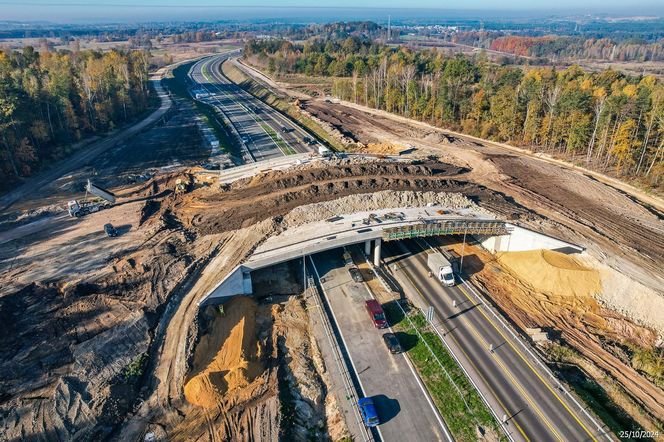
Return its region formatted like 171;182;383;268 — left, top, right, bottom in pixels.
247;206;499;270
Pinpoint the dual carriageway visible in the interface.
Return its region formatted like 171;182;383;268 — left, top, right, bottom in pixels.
184;54;611;442
188;53;316;162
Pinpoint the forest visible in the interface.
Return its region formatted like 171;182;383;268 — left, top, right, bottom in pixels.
0;46;151;190
486;35;664;62
245;37;664;190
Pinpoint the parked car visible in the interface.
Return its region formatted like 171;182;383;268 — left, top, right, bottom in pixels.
365;299;387;328
348;266;363;283
104;223;118;237
358;397;380;427
382;332;402;354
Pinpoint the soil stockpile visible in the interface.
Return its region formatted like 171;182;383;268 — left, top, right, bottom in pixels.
184;297;264;409
497;250;601;299
168;159;534;236
446;239;664;432
2;90;663;442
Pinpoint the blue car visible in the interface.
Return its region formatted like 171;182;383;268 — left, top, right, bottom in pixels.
358;397;380;427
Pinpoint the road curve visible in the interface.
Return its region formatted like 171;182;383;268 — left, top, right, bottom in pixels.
0;68;173;213
188;54;315;163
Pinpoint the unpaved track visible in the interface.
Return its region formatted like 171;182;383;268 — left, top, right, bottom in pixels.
172;160;534;235
0;75;172;213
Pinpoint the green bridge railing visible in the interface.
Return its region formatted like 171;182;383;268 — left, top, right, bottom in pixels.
382;220;510;241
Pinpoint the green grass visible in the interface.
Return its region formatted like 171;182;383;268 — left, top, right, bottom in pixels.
384;301;502;442
259;123;296;155
545;343;662;440
162;62;240;158
123;353;148;381
222;60;347;152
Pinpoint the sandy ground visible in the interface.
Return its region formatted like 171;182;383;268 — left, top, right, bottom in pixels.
439;238;664;432
1;157;662;439
1;56;663;441
229;64;664;432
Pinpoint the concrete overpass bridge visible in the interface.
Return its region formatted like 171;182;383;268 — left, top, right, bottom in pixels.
199;205;581;305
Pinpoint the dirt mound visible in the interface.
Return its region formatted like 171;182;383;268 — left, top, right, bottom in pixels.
283;190;489;227
497;250;601;298
364;142;405;154
172;160;533;235
184;296;264;409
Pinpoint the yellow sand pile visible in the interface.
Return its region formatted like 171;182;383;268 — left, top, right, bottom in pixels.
497;249;601;298
184;296;264;409
365;142;405;154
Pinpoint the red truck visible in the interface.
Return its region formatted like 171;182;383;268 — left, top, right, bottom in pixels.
365;300;387;329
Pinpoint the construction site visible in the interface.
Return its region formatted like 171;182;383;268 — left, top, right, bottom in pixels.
0;54;663;442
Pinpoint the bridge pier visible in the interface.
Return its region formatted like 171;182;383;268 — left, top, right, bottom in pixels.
365;240;372;256
374;238;382;267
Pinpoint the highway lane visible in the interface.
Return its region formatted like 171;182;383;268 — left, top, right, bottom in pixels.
188;54;315;162
311;248;451;442
207;55;319;150
382;238;608;442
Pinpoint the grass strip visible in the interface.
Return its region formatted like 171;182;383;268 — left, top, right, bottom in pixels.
222;61;346;152
384;301;503;442
162;62;240;158
259;123;296;155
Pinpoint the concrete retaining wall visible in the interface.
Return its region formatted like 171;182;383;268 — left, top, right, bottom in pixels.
479;223;583;254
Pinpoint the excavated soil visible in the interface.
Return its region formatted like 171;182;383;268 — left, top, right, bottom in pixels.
183;297;264;409
169;160;534;236
447;239;664;432
497;250;601;299
295;97;664;433
302;99;664;292
1;86;663;441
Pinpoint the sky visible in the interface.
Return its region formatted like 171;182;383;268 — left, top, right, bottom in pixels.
1;0;663;23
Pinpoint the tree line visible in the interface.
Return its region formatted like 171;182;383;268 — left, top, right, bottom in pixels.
489;36;664;62
245;37;664;189
0;46;151;189
451;32;664;62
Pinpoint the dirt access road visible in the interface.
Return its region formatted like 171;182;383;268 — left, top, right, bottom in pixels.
0;63;174;214
232;62;664;432
234;58;663;291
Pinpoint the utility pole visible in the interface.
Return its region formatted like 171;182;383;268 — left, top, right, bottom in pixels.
459;224;468;273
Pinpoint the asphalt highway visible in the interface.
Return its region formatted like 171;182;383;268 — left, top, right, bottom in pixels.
382;238;609;442
188;54;315;162
311;248;451;442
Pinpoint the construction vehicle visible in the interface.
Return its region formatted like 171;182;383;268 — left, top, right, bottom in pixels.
427;252;455;287
175;173;194;193
362;213;382;225
318;145;332;157
67;180;116;218
383;212;405;221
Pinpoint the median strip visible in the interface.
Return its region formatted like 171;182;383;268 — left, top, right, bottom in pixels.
259;123;297;155
383;300;503;442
